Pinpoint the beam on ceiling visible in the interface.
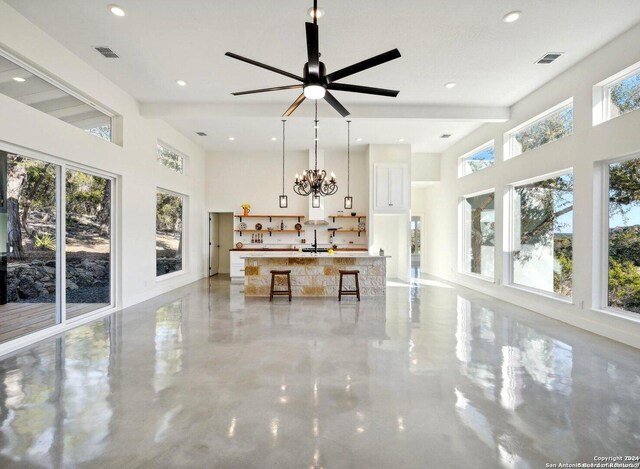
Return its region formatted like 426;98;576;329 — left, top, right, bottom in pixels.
139;102;510;122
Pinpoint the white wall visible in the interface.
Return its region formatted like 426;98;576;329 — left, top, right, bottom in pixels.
205;149;369;248
0;2;207;316
412;153;440;182
420;23;640;348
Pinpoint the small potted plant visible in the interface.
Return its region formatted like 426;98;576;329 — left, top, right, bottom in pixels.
241;203;251;216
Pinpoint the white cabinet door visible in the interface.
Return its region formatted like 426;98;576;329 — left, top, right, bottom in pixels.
374;164;408;211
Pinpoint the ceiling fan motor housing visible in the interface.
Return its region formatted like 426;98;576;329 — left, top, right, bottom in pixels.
304;62;327;86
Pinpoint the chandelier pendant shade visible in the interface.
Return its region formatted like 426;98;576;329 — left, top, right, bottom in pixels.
279;119;288;208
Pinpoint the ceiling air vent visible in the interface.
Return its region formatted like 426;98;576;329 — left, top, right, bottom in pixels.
196;132;208;137
94;46;119;58
440;134;452;139
536;52;563;64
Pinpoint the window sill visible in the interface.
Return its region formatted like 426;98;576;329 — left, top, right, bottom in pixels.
458;271;495;283
156;269;186;282
504;283;573;304
591;306;640;324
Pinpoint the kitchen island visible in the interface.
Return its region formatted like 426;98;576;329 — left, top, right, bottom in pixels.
240;252;387;297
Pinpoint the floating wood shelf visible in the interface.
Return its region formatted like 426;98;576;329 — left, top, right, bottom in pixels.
235;229;304;237
334;229;366;237
235;214;305;222
329;215;366;218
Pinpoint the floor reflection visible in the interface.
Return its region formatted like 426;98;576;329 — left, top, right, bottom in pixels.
0;275;638;468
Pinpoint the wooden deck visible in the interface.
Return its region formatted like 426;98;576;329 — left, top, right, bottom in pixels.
0;302;109;343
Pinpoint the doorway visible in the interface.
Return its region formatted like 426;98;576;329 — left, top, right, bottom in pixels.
411;215;422;277
209;212;233;276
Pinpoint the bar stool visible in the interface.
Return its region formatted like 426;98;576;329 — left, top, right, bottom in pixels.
270;270;292;301
338;270;360;301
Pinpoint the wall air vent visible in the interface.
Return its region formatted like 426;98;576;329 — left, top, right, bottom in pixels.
94;47;119;58
440;134;452;139
196;132;207;136
536;52;563;64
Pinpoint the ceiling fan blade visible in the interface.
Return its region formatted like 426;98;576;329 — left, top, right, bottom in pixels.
306;22;320;77
327;83;399;97
232;84;303;96
283;93;306;117
324;91;350;117
225;52;304;82
325;49;401;83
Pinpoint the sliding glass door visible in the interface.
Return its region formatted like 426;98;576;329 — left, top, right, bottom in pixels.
0;151;59;342
65;169;112;319
0;149;114;344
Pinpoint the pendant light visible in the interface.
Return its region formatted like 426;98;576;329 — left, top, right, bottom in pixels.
344;120;353;209
279;119;288;208
294;101;338;200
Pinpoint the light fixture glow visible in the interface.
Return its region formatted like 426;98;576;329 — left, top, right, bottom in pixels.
228;137;235;141
303;84;326;100
356;138;362;142
12;77;26;83
108;4;126;17
271;137;277;141
398;138;405;142
176;80;187;87
444;82;456;89
307;7;325;19
502;10;521;23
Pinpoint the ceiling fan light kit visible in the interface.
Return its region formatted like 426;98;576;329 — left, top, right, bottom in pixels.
225;0;401;117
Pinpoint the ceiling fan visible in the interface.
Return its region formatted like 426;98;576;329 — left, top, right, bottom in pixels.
225;0;401;117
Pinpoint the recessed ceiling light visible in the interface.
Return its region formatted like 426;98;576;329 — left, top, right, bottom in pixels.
108;4;126;17
502;11;521;23
398;138;405;142
228;137;235;141
12;77;26;82
356;138;362;142
271;137;277;141
444;82;456;89
307;7;325;19
176;80;187;87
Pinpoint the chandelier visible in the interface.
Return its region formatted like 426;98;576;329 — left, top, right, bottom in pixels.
293;101;337;206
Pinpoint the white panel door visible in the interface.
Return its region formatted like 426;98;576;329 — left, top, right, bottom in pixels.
387;166;405;208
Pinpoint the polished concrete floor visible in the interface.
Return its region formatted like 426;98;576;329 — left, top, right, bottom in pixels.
0;275;639;468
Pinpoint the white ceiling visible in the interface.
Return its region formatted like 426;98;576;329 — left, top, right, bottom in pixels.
6;0;640;152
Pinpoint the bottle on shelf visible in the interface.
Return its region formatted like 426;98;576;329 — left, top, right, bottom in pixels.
280;220;284;230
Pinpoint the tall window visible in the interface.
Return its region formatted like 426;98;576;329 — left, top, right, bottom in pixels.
157;143;185;174
506;100;573;159
156;190;184;277
459;141;495;177
607;157;640;313
461;192;495;279
510;172;573;297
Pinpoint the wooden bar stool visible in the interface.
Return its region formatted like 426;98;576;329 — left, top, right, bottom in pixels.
338;270;360;301
270;270;292;301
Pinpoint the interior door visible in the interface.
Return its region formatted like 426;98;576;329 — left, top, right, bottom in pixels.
209;213;219;276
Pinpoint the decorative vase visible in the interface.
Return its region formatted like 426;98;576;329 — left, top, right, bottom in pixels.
243;208;250;216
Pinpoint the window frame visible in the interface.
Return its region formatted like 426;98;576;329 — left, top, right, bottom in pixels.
458;188;496;282
157;141;187;175
503;98;574;160
458;140;495;177
598;151;640;319
155;187;188;280
506;168;574;301
0;48;119;144
593;60;640;126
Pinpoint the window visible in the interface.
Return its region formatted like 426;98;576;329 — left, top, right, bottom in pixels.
510;172;574;297
460;191;495;279
157;143;185;174
156;190;185;277
505;99;573;159
0;50;114;142
606;156;640;314
459;141;495;177
594;61;640;125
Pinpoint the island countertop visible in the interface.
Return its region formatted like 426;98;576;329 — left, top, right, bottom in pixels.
240;252;389;259
242;253;387;297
